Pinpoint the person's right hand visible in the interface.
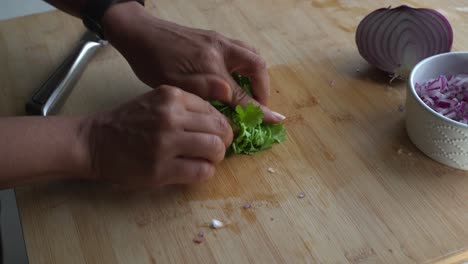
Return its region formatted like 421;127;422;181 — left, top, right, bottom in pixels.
81;85;233;188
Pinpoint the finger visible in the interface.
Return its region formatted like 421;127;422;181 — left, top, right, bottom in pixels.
176;132;226;163
182;112;233;147
235;68;271;105
166;158;215;185
175;74;231;102
222;70;285;124
176;88;217;115
227;38;259;54
224;44;270;105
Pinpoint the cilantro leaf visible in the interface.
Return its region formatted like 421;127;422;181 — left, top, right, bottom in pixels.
211;74;286;155
234;103;263;128
232;73;253;96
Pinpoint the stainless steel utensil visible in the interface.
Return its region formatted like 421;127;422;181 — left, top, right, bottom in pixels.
25;31;107;116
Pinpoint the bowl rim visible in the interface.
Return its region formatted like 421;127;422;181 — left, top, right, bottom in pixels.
408;51;468;129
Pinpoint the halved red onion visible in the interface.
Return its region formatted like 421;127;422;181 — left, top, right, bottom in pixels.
356;5;453;78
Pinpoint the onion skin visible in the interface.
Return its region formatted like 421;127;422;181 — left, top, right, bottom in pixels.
356;5;453;79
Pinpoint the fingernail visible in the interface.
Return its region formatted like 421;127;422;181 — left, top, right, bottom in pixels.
272;111;286;121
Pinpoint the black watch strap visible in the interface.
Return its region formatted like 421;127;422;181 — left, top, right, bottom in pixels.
81;0;145;39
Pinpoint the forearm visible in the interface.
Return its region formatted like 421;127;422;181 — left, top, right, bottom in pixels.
0;117;91;189
43;0;148;47
43;0;88;17
43;0;146;21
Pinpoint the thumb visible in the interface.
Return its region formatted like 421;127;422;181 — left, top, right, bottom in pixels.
175;74;231;101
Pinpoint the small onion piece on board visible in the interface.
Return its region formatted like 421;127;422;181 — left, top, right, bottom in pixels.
356;5;453;79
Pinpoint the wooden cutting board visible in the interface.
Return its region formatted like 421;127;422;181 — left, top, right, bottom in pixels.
1;0;468;263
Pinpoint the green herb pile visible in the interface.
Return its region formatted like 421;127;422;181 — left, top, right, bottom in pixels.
211;74;286;155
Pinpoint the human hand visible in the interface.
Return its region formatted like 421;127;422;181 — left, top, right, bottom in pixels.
101;2;285;123
81;86;233;187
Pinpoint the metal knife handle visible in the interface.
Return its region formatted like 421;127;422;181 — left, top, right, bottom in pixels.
26;32;105;116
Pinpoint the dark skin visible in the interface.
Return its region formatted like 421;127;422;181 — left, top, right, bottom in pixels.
44;0;85;16
0;1;284;189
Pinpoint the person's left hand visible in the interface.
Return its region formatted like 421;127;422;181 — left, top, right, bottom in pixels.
101;1;285;123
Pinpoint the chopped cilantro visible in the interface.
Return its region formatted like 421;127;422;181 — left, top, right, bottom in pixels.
211;73;286;155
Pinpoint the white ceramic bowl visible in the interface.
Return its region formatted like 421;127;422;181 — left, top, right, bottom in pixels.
406;52;468;170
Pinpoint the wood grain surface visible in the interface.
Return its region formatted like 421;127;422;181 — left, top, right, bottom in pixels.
1;0;468;263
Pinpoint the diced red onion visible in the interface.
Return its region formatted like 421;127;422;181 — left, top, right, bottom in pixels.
356;5;453;78
193;231;205;244
416;74;468;124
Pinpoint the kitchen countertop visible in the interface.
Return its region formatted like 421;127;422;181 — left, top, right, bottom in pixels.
0;0;54;21
1;0;468;263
